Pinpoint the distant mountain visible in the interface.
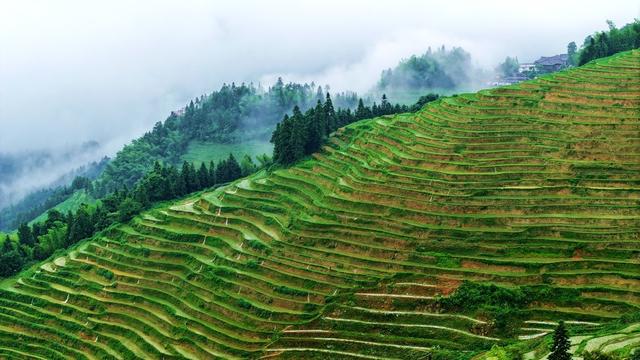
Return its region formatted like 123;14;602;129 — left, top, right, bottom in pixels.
0;156;109;230
0;141;104;208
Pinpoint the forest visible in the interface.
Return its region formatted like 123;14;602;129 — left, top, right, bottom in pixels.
577;20;640;65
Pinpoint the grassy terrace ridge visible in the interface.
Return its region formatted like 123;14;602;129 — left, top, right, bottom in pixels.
0;49;638;359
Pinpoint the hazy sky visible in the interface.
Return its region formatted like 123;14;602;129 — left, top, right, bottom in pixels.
0;0;638;154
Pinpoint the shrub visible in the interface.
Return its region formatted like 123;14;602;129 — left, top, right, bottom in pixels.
247;239;270;254
439;281;528;311
96;268;115;281
275;285;308;297
582;351;617;360
237;298;252;310
246;259;260;269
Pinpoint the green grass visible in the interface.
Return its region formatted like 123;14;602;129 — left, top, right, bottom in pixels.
181;139;272;166
28;189;96;225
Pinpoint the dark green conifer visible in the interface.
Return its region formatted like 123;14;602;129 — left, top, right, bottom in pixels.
549;321;571;360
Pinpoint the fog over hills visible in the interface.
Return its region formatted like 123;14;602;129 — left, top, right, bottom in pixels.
1;1;636;153
0;0;637;206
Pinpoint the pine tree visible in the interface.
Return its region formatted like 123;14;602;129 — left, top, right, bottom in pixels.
371;103;379;117
2;235;13;253
549;321;571;360
226;154;242;181
180;161;199;193
197;163;209;188
323;93;336;134
240;154;257;176
355;98;370;120
17;223;34;247
380;94;392;115
45;209;64;229
208;161;217;186
288;106;306;163
215;159;226;184
272;115;293;165
117;197;142;223
305;101;324;154
567;41;578;66
0;249;24;277
270;118;286;164
189;162;200;191
91;205;110;232
67;206;94;246
315;86;324;103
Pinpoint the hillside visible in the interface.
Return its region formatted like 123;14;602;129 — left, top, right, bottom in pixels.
0;50;638;359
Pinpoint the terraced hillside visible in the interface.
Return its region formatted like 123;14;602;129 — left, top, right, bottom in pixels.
0;50;638;359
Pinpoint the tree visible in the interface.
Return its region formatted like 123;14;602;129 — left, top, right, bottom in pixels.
255;153;272;168
208;161;217;186
17;223;35;247
549;321;571;360
567;41;578;66
380;94;393;115
355;99;371;120
91;205;110;231
289;106;306;160
0;251;25;277
2;235;13;253
272;114;300;165
174;168;187;196
67;205;94;246
118;197;142;222
578;20;640;65
225;154;242;181
305;101;324;154
197;162;210;188
485;345;510;360
181;161;199;193
411;93;440;112
45;209;64;229
496;56;519;77
240;155;257;176
323;93;336;134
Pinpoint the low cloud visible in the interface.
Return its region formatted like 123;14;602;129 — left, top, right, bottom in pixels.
0;0;637;155
260;28;499;94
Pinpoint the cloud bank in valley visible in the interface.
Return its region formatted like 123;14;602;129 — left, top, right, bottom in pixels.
0;0;637;154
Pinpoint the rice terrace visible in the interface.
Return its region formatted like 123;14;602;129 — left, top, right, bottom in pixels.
0;2;639;360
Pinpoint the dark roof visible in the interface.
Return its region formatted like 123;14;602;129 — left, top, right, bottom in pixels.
534;54;569;66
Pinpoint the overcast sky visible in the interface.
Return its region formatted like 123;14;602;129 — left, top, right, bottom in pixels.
0;0;638;155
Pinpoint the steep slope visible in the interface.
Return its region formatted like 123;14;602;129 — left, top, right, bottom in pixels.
0;50;638;360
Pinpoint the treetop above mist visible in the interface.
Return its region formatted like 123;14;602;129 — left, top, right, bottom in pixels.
377;46;477;92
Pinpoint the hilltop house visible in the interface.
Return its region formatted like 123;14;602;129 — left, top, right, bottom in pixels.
534;54;569;72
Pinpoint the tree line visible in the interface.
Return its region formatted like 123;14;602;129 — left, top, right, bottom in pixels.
98;81;359;194
0;154;257;278
271;93;439;166
575;20;640;66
